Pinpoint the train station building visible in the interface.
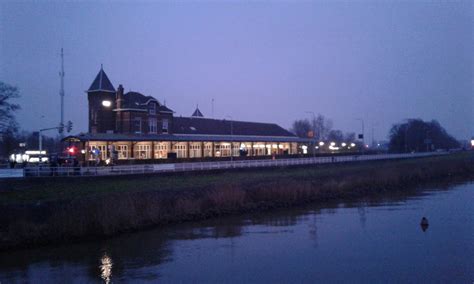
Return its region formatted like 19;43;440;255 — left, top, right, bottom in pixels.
63;67;309;164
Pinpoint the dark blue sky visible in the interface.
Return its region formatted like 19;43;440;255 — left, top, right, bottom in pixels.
1;1;472;140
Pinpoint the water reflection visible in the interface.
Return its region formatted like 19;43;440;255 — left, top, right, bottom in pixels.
308;214;319;248
100;253;113;284
0;183;472;283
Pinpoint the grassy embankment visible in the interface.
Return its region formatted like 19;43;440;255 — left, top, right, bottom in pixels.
0;152;473;250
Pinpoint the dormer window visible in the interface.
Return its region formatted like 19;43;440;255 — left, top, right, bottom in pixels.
149;103;156;115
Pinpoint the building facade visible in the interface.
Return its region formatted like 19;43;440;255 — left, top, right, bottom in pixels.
64;67;308;164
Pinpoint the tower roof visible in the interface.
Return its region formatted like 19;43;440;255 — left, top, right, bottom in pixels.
191;106;204;117
88;66;115;93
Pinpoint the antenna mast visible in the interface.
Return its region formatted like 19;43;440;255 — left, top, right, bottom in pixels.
59;48;65;137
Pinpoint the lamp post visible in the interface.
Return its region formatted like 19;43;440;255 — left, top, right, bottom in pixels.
305;111;316;158
225;115;234;163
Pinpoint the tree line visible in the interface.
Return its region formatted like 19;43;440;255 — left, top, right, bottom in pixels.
0;82;61;159
290;114;356;143
388;119;460;153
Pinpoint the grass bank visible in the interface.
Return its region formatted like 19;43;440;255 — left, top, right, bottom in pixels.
0;152;473;250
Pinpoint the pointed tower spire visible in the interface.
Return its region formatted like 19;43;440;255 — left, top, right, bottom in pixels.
191;105;204;118
87;66;115;93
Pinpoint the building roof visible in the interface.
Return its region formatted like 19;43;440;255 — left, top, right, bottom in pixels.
117;91;174;113
158;105;174;113
88;66;116;93
172;117;296;137
123;91;156;108
63;132;308;143
191;107;204;117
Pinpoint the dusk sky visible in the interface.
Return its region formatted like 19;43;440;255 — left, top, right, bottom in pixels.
1;1;472;140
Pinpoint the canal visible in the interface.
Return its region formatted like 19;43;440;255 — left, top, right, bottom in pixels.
0;182;472;283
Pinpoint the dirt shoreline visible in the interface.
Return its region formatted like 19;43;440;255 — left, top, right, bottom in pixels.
0;152;473;251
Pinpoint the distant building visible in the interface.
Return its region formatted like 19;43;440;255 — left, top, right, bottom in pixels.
64;67;308;163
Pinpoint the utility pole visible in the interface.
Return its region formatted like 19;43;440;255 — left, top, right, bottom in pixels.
59;48;65;138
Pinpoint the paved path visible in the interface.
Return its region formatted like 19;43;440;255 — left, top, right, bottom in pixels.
0;152;446;178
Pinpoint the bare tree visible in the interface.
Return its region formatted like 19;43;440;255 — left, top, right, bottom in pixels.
327;129;344;142
311;114;333;140
0;82;20;134
291;119;312;138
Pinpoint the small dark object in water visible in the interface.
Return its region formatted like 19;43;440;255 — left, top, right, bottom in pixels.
420;217;429;232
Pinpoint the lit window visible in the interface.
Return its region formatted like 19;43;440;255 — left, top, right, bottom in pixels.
102;100;111;107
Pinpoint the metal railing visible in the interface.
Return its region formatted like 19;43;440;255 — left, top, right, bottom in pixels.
1;152;447;178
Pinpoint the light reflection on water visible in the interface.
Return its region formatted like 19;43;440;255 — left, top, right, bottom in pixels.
0;183;472;283
100;253;113;284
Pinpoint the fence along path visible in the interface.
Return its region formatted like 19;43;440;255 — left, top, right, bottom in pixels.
2;152;446;178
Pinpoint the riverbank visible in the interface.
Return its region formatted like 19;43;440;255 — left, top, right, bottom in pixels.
0;152;473;250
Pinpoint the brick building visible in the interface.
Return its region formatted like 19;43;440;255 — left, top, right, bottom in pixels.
64;67;308;163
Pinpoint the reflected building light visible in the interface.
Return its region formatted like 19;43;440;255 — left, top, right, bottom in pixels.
319;141;325;146
100;253;113;284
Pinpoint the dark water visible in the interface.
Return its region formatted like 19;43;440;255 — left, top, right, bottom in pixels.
0;183;473;283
